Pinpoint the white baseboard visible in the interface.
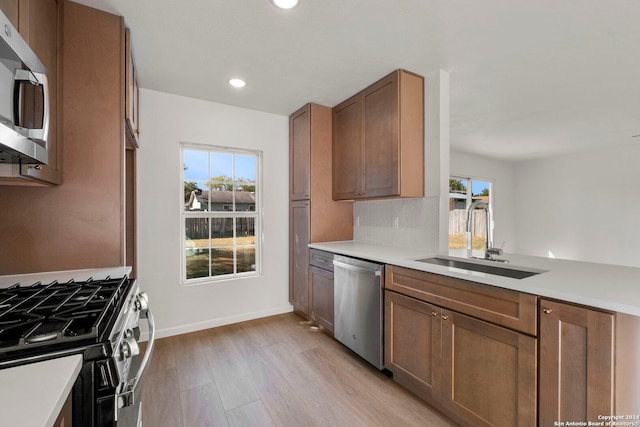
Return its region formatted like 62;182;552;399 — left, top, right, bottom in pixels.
139;305;294;341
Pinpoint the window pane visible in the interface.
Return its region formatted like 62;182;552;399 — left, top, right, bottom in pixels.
210;152;233;178
186;248;210;279
211;248;234;276
471;180;490;251
237;246;256;273
210;218;233;245
185;217;209;246
208;190;234;211
236;217;255;243
184;150;209;181
235;155;256;181
448;178;468;250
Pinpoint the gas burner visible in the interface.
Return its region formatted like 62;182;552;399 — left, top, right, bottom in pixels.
0;276;132;357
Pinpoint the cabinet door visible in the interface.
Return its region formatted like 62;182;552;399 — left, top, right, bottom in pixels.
290;104;311;200
384;290;441;403
539;300;614;425
125;28;139;147
332;96;361;200
310;265;333;334
0;0;18;27
18;0;61;184
441;309;537;427
289;200;310;316
362;72;399;198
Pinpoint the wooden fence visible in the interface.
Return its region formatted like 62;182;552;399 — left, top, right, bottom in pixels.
449;209;487;237
185;217;255;239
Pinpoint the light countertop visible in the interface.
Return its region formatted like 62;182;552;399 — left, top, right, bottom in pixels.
309;241;640;317
0;355;82;427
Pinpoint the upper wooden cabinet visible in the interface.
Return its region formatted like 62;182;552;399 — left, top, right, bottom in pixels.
0;0;62;185
333;69;424;201
125;28;139;148
0;2;135;274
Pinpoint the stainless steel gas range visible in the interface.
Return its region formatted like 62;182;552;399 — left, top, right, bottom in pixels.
0;274;155;426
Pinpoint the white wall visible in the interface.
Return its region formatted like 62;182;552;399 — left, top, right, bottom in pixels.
137;89;291;338
450;150;517;253
354;70;450;253
514;143;640;267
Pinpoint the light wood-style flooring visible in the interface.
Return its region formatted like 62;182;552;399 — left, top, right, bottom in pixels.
141;313;457;427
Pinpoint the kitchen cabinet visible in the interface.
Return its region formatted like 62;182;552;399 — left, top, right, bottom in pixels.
125;28;139;147
309;249;334;334
290;200;310;315
0;2;136;274
288;103;352;319
538;299;640;422
0;0;18;27
0;0;62;185
384;265;537;427
53;391;72;427
332;69;424;201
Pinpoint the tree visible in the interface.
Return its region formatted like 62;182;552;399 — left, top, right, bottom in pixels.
207;175;255;192
480;187;490;197
449;179;466;192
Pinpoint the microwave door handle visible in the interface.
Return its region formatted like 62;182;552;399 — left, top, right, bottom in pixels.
118;305;156;409
13;69;49;145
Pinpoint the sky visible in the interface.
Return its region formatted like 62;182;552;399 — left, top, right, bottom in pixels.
183;149;256;184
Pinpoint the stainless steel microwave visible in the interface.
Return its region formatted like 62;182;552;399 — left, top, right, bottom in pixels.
0;9;49;165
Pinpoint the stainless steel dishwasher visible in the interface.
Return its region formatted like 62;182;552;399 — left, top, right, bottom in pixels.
333;254;384;369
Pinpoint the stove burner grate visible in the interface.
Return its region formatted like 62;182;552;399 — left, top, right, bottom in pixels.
0;276;131;356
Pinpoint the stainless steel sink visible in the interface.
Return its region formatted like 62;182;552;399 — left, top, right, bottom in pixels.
415;257;545;279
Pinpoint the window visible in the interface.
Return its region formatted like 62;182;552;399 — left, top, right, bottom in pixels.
449;176;492;253
182;144;261;283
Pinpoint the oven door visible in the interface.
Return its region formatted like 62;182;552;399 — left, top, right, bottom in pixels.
115;297;155;427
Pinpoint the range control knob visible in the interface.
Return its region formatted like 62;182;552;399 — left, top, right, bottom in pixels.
135;292;149;312
120;337;140;360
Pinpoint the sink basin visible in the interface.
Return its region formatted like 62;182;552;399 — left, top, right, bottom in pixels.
415;257;545;279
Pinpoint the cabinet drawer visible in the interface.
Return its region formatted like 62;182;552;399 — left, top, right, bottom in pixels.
310;249;334;272
385;265;538;336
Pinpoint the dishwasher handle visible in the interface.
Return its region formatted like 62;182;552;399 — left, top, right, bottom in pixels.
333;260;381;276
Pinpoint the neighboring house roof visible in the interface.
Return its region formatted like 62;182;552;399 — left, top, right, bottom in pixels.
186;190;255;210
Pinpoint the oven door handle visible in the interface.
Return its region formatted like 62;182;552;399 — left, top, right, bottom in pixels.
118;302;156;409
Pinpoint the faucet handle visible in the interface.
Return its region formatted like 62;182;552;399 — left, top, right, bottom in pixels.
486;247;503;257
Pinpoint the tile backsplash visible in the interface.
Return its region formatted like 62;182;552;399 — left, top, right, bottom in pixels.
353;196;440;253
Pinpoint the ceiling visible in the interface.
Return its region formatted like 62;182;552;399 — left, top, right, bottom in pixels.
72;0;640;162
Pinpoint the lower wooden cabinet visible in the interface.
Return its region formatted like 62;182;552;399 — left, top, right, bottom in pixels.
539;299;614;424
289;201;310;315
53;390;72;427
310;265;334;334
385;288;537;427
441;308;536;426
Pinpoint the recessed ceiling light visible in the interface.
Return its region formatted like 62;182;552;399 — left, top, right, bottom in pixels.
271;0;298;9
229;78;246;88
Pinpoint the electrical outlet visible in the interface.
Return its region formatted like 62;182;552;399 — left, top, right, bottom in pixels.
392;216;399;229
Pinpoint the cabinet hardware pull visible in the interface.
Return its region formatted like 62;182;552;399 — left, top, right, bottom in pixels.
441;315;449;320
543;308;552;314
431;311;438;317
31;164;42;170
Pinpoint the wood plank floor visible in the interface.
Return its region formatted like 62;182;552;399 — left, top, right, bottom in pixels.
140;313;458;427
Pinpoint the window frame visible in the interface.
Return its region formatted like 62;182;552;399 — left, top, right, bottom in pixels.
449;175;494;253
180;142;263;285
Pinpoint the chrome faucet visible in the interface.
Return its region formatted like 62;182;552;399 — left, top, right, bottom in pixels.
465;201;503;261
